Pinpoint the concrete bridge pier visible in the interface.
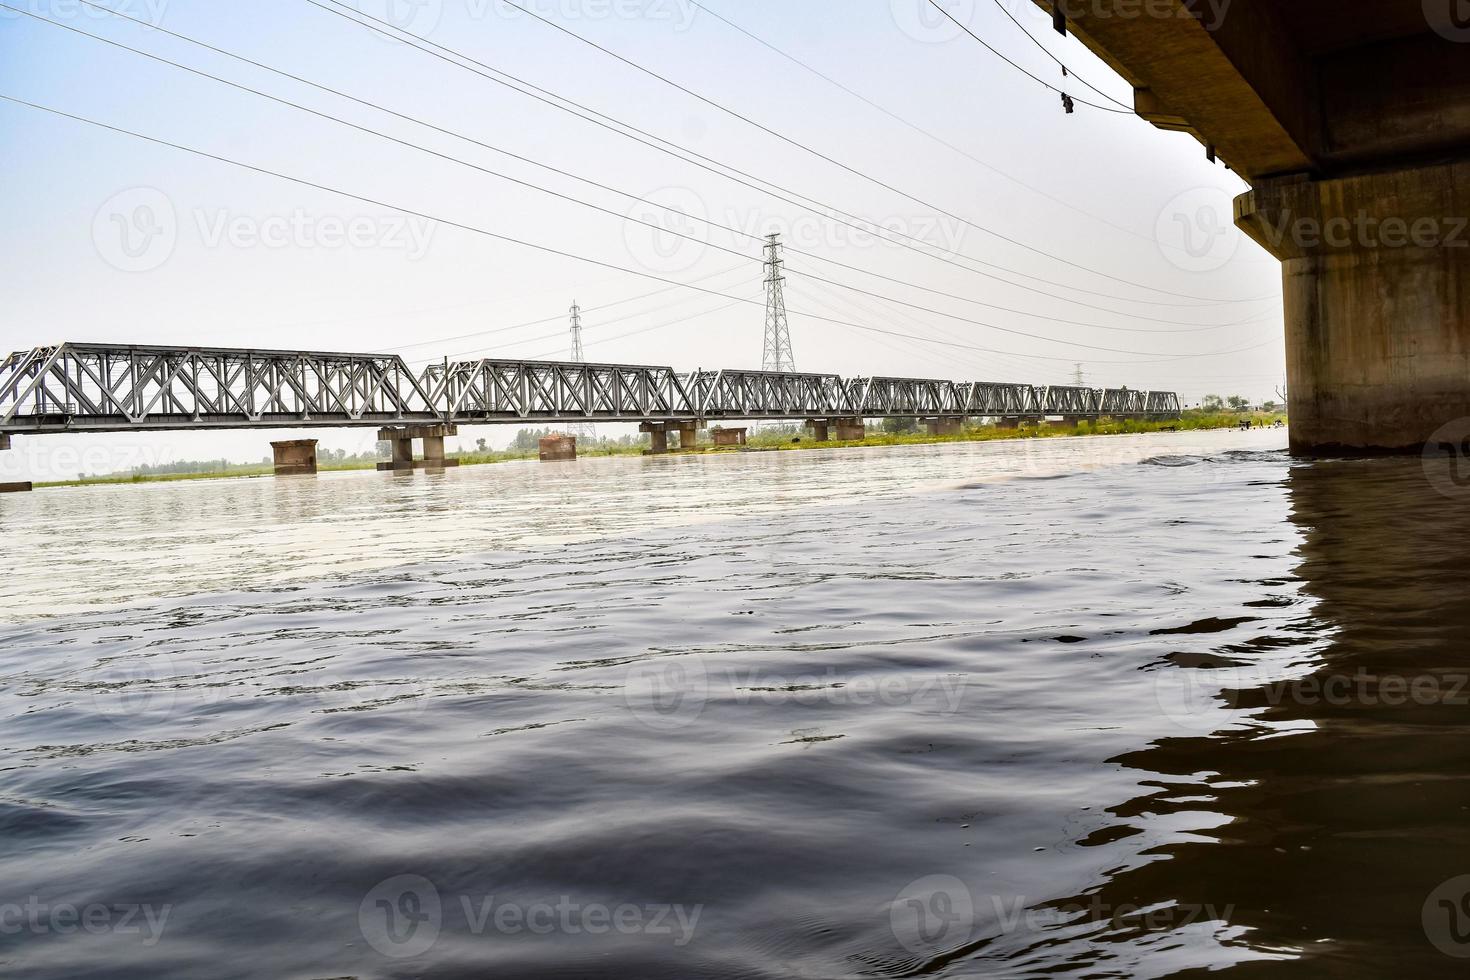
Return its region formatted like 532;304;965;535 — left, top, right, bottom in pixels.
833;417;865;440
923;417;963;436
270;439;318;476
805;419;830;442
639;422;667;454
1238;163;1470;452
377;424;460;470
0;434;9;451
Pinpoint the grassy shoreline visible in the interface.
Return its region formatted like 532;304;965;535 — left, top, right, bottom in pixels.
35;412;1284;489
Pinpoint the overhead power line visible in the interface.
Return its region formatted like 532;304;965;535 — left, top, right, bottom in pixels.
19;4;1270;338
983;0;1132;109
391;264;749;354
392;0;1209;296
923;0;1131;113
1;92;1269;367
681;0;1181;253
302;0;1265;306
73;0;1244;313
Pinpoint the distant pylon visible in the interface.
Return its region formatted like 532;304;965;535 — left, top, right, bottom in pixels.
565;300;595;441
761;233;796;373
1071;363;1086;387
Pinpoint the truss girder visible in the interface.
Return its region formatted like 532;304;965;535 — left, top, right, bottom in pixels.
0;344;1182;434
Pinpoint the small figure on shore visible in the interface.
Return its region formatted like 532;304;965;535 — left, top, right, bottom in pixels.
1239;419;1252;431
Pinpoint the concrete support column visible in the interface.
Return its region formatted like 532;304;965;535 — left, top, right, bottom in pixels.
924;417;963;436
0;433;10;451
390;437;414;470
270;439;318;476
833;417;865;440
675;425;699;451
1237;161;1470;453
805;420;830;442
377;424;459;470
639;422;670;454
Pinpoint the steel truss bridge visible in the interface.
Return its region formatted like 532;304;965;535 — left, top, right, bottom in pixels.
0;343;1181;437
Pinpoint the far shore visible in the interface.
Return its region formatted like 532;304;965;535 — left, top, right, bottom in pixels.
34;411;1285;490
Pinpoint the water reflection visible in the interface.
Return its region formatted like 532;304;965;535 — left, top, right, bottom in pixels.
1029;456;1470;976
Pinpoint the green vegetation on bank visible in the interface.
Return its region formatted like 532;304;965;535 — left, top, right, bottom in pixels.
36;410;1284;489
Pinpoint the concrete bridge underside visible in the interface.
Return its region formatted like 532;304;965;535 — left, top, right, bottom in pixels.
1038;0;1470;452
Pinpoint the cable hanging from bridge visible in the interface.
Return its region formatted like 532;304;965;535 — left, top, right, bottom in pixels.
13;4;1273;339
922;0;1132;114
0;92;1272;367
299;0;1259;305
981;0;1133;110
62;0;1262;318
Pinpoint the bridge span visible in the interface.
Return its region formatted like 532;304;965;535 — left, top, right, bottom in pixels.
0;343;1180;438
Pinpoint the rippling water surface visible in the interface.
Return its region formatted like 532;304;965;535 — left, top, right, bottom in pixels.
5;429;1469;978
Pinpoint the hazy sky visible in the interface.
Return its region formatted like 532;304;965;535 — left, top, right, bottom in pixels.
0;0;1284;478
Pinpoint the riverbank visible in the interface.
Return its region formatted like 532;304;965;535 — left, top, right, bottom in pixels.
34;412;1283;488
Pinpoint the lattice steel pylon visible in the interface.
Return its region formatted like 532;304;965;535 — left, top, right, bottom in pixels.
761;233;796;373
564;301;596;441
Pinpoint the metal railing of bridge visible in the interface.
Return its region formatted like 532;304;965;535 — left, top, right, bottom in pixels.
0;343;1182;435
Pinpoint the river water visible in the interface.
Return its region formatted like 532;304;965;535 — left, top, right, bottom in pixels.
3;428;1469;978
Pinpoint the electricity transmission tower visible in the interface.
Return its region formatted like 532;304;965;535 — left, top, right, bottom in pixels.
1071;363;1086;387
564;301;595;441
761;233;796;373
